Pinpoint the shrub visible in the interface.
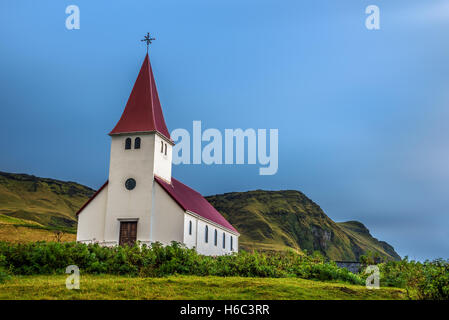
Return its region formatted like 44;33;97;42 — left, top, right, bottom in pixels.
417;259;449;300
0;241;364;285
0;268;9;284
379;257;449;300
0;254;10;283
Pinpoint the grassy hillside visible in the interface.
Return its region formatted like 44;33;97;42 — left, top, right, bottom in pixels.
206;190;400;261
0;171;400;261
0;275;405;300
337;221;399;261
0;171;94;234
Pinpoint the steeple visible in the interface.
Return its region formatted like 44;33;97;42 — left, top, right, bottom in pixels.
109;53;171;140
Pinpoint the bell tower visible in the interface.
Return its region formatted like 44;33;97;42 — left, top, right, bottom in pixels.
103;51;173;245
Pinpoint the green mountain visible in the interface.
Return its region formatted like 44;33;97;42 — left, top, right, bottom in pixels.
0;171;94;231
336;221;399;260
206;190;401;261
0;171;400;261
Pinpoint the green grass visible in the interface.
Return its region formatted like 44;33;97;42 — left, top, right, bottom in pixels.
0;224;76;243
0;213;40;226
0;275;406;300
0;212;76;243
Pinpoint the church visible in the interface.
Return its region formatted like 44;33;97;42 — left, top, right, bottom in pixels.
76;52;239;256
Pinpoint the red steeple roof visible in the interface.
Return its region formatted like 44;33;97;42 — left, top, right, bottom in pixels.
109;54;171;139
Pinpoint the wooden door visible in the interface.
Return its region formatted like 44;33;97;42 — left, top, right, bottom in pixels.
119;221;137;246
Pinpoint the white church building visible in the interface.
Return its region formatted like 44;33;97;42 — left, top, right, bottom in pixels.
76;53;239;256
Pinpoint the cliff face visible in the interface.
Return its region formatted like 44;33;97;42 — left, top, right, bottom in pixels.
206;190;401;261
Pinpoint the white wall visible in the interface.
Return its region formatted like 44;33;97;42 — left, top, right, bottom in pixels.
183;212;239;256
104;132;173;244
183;214;197;249
76;184;108;243
153;133;172;182
104;134;156;244
151;182;184;244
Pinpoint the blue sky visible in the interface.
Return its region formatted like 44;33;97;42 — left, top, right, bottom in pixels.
1;0;449;260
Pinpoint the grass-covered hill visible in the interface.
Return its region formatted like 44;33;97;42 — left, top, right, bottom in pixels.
336;221;399;260
206;190;400;261
0;171;400;261
0;171;94;237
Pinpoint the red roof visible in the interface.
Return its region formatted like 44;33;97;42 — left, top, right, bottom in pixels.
109;54;171;139
155;176;239;234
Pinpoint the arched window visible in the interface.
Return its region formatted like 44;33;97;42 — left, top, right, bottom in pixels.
134;137;141;149
189;221;192;235
125;138;131;150
231;236;233;251
161;141;164;153
205;226;208;243
164;143;167;155
223;233;226;249
214;229;217;246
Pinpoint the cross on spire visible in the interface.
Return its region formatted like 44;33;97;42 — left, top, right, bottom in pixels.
141;32;156;53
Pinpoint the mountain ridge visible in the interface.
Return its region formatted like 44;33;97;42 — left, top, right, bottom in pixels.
205;190;400;261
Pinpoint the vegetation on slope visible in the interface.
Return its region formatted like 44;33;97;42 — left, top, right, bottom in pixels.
206;190;400;261
0;224;76;243
0;171;94;233
337;221;399;261
379;258;449;300
0;241;363;285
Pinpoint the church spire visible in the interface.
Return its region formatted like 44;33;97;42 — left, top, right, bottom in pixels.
109;53;171;140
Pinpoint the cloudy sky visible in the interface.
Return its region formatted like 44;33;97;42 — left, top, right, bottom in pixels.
1;0;448;260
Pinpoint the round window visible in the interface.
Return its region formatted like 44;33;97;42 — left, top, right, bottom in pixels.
125;178;136;190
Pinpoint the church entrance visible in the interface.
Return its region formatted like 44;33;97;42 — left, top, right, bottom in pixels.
119;221;137;246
